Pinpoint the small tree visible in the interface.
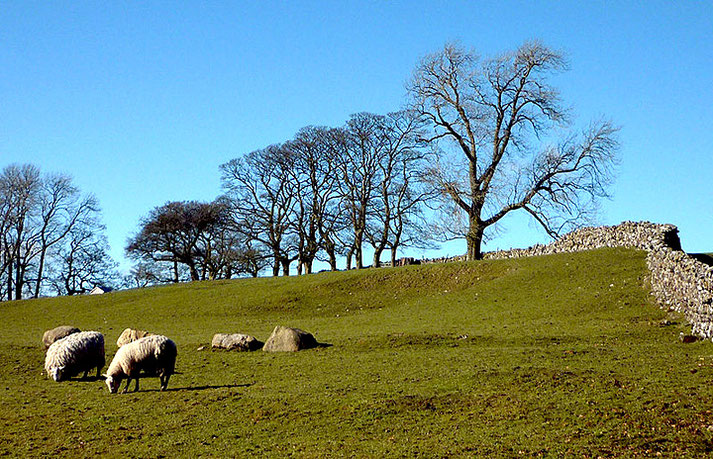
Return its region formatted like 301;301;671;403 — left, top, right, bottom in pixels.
126;200;231;282
408;41;619;260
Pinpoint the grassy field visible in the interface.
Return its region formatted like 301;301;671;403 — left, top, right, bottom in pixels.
2;248;713;457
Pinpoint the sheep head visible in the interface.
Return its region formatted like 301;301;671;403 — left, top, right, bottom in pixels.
49;366;65;382
105;375;121;393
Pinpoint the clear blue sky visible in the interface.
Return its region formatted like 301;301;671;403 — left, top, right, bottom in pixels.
1;1;711;271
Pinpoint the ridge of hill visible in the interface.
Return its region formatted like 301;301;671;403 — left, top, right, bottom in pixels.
2;248;713;456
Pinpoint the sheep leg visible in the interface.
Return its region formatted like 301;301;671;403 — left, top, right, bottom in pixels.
82;370;89;379
160;374;170;391
95;367;101;379
122;378;131;394
134;377;140;392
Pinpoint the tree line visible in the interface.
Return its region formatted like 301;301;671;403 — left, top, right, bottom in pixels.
125;110;436;283
1;40;619;296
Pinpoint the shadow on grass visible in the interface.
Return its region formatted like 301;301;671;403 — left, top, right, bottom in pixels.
161;383;253;392
65;375;103;382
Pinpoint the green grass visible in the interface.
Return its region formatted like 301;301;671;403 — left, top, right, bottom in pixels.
2;248;713;456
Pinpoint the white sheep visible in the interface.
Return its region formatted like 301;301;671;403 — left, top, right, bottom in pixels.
104;334;177;393
44;331;105;382
116;328;153;348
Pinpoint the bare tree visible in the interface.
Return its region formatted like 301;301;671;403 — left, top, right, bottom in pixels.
286;126;344;274
364;110;435;267
408;41;619;260
126;200;230;282
0;164;114;300
338;113;385;269
33;175;99;297
220;145;298;276
232;243;271;278
0;164;41;300
49;224;117;296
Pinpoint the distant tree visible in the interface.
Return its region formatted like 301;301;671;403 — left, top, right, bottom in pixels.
337;113;385;269
33;174;99;298
408;41;619;260
0;164;41;300
285;126;345;274
220;145;299;276
48;223;117;296
123;261;160;289
125;200;231;282
232;243;271;278
363;110;435;267
0;164;106;300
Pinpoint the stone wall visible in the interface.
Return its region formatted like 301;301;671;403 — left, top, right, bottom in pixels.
484;221;713;339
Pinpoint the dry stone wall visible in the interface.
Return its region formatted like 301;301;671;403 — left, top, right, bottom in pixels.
484;221;713;339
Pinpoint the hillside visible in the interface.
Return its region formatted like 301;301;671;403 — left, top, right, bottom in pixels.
2;248;713;456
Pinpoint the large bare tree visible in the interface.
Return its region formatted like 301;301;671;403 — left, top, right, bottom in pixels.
285;126;345;274
408;41;619;260
338;113;385;269
364;110;434;267
220;145;299;276
33;174;99;297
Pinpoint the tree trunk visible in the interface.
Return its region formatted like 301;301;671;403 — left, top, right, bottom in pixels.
188;263;200;281
390;247;398;267
466;221;485;261
345;247;354;270
327;250;337;271
281;259;291;276
272;258;280;277
34;249;47;298
15;258;23;300
355;236;364;269
6;262;12;301
372;248;383;268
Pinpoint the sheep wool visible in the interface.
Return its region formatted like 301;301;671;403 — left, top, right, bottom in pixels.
44;331;105;382
42;325;80;349
116;328;153;348
105;334;177;393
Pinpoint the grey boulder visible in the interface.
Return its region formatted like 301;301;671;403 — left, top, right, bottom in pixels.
262;326;318;352
211;333;263;351
42;326;81;349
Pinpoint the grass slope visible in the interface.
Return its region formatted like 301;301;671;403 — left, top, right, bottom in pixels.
2;248;713;456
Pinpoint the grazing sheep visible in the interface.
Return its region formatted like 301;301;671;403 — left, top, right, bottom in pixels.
42;325;81;349
104;335;177;393
44;331;105;382
116;328;153;348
